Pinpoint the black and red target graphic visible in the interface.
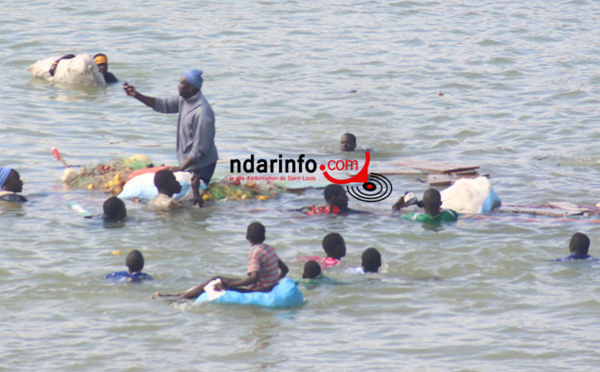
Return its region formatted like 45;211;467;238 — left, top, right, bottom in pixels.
346;173;393;202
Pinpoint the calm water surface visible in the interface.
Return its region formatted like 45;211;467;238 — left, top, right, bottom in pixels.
2;0;600;371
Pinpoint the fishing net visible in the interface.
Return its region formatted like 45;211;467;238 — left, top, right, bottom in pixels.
202;179;283;201
62;157;151;196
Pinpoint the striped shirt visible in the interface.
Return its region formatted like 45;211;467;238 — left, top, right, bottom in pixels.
247;243;280;290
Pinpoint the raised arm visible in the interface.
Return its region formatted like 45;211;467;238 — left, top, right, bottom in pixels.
49;54;76;76
123;82;156;108
392;191;419;212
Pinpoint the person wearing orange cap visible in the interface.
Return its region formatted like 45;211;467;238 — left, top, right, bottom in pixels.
93;53;118;84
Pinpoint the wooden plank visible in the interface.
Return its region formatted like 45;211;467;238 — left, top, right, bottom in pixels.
497;205;586;217
393;160;479;174
450;169;479;176
427;174;452;186
547;201;590;213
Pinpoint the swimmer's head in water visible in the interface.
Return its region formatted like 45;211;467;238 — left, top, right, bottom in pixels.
324;184;348;210
103;196;126;223
93;53;108;74
340;133;357;152
569;232;590;256
126;250;144;273
322;232;346;259
247;222;266;244
154;169;182;196
422;188;442;216
303;260;322;279
361;247;381;273
179;70;203;99
0;168;23;193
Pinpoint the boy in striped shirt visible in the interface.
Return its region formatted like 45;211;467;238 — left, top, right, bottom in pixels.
219;221;288;292
160;222;288;299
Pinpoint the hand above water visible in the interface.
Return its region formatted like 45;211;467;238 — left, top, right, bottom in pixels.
123;82;137;97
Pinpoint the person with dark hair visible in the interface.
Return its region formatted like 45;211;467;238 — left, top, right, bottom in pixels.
557;232;594;261
124;69;218;208
0;167;27;202
93;54;118;84
395;188;458;223
106;250;153;282
340;133;357;152
297;259;343;289
322;233;347;262
103;196;126;223
149;169;182;209
300;233;347;269
301;184;365;215
156;222;289;299
302;260;322;279
360;248;382;273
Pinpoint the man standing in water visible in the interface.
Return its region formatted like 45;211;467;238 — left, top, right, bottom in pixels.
123;70;218;207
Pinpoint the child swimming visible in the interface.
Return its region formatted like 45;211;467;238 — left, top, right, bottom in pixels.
300;232;347;269
303;260;322;279
0;167;27;202
340;133;357;152
106;250;153;282
395;188;458;223
296;260;343;289
301;184;366;215
556;232;595;261
356;247;382;274
103;196;126;223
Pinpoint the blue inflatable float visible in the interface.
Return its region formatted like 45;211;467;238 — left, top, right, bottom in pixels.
194;278;304;308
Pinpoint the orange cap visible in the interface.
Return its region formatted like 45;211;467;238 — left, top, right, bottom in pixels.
94;55;108;64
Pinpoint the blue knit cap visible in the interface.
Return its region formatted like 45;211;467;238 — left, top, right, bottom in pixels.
0;167;12;188
184;69;203;90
